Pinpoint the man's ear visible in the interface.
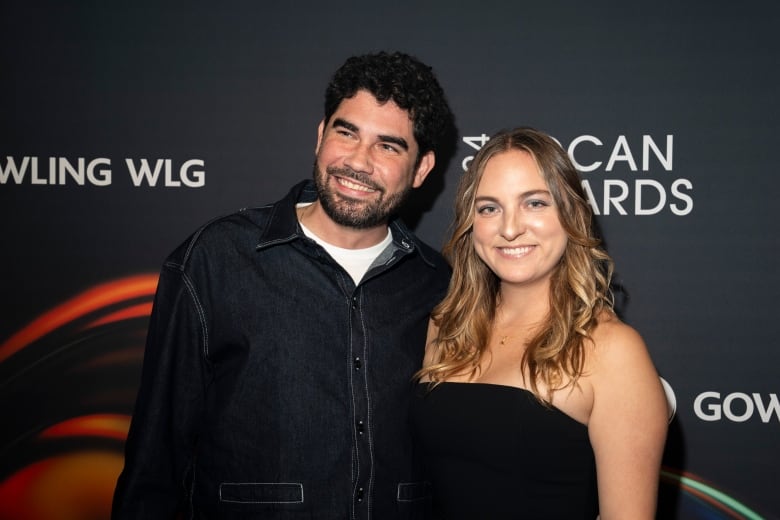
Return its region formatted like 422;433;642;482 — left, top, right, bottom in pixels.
412;151;436;188
315;119;325;154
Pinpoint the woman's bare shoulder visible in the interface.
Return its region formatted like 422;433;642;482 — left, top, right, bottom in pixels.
587;313;663;398
591;313;646;354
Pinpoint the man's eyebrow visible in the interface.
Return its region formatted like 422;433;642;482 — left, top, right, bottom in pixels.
332;118;409;152
378;134;409;151
332;118;358;133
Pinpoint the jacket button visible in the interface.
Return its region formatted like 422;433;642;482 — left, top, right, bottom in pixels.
356;487;364;502
357;420;364;434
354;357;361;370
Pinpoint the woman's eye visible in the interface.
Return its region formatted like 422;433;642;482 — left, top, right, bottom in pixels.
476;205;498;215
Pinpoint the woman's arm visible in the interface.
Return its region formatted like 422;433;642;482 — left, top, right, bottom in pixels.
588;320;668;519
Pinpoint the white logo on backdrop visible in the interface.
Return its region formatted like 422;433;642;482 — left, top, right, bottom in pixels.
694;391;780;423
461;133;693;216
0;157;206;188
661;377;677;423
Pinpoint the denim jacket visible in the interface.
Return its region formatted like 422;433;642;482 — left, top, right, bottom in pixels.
112;180;451;519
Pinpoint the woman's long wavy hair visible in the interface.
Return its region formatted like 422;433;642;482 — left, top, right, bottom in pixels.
418;127;615;401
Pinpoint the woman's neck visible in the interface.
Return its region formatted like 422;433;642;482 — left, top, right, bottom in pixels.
495;279;550;331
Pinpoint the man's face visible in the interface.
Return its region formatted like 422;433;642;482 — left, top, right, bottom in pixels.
313;90;434;229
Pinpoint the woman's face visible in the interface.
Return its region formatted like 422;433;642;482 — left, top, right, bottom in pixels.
472;149;568;290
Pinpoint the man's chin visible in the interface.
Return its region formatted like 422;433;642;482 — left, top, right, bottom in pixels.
333;192;377;205
318;196;385;228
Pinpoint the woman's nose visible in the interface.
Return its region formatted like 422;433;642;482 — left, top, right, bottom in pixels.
500;210;526;241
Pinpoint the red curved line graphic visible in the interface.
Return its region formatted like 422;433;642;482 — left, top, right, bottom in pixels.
661;467;750;518
85;302;155;329
684;486;746;519
0;274;158;363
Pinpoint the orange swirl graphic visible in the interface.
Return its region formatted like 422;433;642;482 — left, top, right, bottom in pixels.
39;414;132;443
0;274;158;520
0;274;158;363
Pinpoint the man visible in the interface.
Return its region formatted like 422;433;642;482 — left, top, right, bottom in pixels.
112;51;454;519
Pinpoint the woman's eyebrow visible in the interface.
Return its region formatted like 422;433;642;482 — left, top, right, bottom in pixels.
475;189;551;201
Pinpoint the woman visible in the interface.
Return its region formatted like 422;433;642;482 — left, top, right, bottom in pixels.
412;127;668;519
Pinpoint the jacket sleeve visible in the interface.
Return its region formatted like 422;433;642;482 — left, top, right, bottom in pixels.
112;259;209;519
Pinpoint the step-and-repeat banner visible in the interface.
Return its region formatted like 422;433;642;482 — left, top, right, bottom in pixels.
1;3;778;519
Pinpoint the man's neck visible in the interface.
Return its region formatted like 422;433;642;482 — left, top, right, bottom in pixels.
296;201;390;249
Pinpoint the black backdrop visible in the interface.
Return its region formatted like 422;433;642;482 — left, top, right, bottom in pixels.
1;2;779;518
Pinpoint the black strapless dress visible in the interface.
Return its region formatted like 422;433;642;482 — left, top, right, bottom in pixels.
410;382;598;519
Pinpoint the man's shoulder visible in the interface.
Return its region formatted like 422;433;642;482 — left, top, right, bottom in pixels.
163;203;281;270
164;181;311;268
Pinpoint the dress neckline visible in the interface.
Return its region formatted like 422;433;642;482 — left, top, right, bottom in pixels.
418;381;588;427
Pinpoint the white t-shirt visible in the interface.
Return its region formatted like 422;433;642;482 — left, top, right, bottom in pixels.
298;209;392;285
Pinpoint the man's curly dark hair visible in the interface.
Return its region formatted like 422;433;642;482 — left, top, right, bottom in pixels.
324;51;454;162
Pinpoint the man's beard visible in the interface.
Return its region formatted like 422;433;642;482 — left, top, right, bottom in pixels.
313;162;412;229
